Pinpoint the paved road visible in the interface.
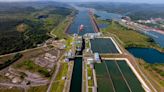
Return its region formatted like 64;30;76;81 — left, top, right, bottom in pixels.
0;82;48;88
46;63;60;92
0;46;45;58
62;63;71;92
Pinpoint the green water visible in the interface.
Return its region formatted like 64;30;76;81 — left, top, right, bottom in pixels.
105;61;130;92
95;63;114;92
69;57;82;92
90;38;119;54
95;60;145;92
117;61;145;92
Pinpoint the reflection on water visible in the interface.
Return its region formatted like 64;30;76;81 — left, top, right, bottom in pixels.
67;5;95;35
147;31;164;47
98;23;108;29
94;10;122;21
127;47;164;64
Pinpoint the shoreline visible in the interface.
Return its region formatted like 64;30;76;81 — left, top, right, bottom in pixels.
88;10;100;33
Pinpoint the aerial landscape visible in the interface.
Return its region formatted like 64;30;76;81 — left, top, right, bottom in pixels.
0;0;163;92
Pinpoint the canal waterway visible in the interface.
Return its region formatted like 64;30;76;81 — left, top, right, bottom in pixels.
127;47;164;64
69;5;92;92
69;57;82;92
69;38;85;92
67;6;95;35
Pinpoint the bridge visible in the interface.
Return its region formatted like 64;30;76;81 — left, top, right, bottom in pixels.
74;55;83;57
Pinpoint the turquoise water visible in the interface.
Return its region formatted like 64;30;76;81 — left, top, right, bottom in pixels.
127;47;164;64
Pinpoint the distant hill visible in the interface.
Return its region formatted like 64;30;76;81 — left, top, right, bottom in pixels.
78;2;164;20
0;1;71;11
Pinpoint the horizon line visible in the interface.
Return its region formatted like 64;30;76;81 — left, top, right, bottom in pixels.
0;1;164;4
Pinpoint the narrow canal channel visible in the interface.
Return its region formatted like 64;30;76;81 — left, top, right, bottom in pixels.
70;38;85;92
70;57;82;92
69;6;95;92
67;6;95;35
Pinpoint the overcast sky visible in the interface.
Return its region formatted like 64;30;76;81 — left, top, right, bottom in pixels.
0;0;164;4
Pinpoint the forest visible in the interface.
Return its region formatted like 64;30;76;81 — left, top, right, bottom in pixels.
0;2;73;55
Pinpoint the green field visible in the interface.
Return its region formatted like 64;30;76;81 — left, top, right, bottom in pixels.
50;80;65;92
56;63;68;80
87;65;93;86
139;60;164;87
51;18;71;39
50;63;68;92
0;87;23;92
28;85;48;92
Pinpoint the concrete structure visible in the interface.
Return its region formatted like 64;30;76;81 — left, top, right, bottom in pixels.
94;53;101;63
86;58;94;65
66;50;75;59
75;36;83;51
83;33;102;39
12;77;21;84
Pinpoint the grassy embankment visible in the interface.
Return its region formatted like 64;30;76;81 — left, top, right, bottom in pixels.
28;85;48;92
51;16;74;52
97;20;163;50
50;63;68;92
51;16;73;39
138;59;164;88
51;7;78;39
87;65;93;87
0;87;23;92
